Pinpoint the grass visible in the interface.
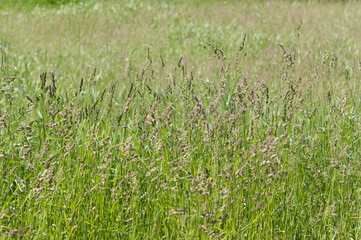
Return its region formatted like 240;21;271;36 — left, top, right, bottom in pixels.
0;0;80;8
1;0;361;239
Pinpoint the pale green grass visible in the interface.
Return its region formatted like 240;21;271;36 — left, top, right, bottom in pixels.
1;0;361;239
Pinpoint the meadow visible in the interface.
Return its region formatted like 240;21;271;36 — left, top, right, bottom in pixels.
1;0;361;239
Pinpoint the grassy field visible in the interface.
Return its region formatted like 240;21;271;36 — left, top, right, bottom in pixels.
1;0;361;239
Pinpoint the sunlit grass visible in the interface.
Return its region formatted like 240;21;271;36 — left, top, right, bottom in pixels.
1;0;361;239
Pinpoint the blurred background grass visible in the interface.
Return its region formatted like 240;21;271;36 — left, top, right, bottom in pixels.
1;0;360;99
0;0;81;8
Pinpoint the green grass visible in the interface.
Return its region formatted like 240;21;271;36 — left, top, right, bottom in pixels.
0;0;80;8
1;0;361;239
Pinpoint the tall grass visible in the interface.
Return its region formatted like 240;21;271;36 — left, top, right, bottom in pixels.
1;0;361;239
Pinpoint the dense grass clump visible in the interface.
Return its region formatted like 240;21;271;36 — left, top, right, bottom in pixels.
1;0;361;239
